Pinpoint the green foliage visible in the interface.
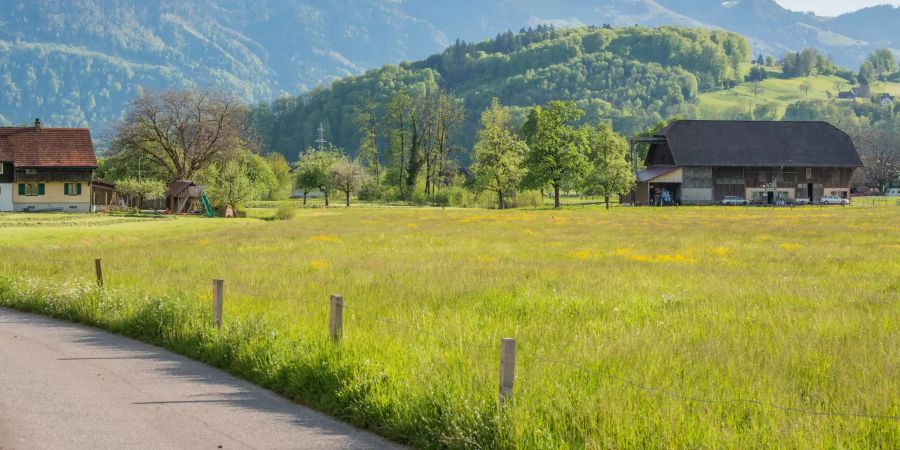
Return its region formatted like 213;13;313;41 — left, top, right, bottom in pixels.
867;49;899;80
582;122;634;209
471;99;528;209
207;160;256;214
273;203;297;221
357;177;384;202
253;26;750;162
115;178;166;207
240;152;279;201
782;48;840;78
521;101;591;208
295;149;341;206
264;153;293;200
746;66;768;82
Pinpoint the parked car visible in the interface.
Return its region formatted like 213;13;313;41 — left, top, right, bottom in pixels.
887;188;900;197
820;195;849;205
721;196;749;205
793;198;810;205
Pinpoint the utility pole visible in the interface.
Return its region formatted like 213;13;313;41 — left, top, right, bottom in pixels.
315;123;326;152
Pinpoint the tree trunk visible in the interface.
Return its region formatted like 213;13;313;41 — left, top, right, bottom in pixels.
303;192;308;205
553;184;561;209
498;191;504;210
324;190;329;207
605;195;610;210
346;191;351;207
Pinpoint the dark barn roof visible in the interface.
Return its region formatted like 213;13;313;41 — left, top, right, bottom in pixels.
651;121;862;167
0;127;97;168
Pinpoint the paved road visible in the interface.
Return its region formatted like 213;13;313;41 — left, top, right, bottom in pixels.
0;308;400;449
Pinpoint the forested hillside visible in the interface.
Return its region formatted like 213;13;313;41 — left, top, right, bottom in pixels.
1;0;896;134
0;0;449;129
253;26;751;160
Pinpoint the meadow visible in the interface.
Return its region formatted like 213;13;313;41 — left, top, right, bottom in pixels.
0;204;898;448
696;71;900;119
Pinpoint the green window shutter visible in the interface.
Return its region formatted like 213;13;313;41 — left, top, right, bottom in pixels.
38;183;45;195
76;183;82;195
64;183;70;195
18;184;25;195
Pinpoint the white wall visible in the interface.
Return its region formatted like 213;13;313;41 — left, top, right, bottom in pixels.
0;184;12;212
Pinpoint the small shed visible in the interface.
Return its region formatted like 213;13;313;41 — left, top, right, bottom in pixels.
91;179;118;211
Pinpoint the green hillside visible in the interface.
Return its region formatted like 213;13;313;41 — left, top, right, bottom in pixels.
698;68;900;119
255;25;751;159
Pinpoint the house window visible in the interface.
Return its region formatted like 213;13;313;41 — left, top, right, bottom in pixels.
0;164;3;175
64;183;82;196
25;169;37;175
806;168;812;179
19;183;45;196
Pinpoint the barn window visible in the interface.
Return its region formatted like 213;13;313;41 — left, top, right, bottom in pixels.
806;168;812;179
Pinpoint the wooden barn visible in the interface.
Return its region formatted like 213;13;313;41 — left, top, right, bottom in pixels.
631;121;863;205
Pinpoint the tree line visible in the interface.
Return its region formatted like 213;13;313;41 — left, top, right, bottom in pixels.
250;25;751;163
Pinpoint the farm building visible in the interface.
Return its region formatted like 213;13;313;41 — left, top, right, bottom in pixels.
91;179;118;211
631;120;863;205
0;120;97;213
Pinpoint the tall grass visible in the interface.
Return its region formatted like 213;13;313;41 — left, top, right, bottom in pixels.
0;206;898;448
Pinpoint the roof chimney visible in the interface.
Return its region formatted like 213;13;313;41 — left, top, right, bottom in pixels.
33;118;41;129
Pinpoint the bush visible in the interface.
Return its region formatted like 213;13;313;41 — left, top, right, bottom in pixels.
448;186;478;208
430;191;450;207
357;178;384;201
509;190;544;208
411;189;427;206
274;203;296;221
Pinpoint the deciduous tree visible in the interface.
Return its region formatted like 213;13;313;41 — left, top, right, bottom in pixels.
471;99;528;209
582;122;634;209
112;90;249;181
521;101;591;208
207;160;255;216
295;150;340;206
330;158;369;207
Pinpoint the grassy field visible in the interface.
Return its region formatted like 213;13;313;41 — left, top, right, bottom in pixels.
0;205;898;448
697;72;900;119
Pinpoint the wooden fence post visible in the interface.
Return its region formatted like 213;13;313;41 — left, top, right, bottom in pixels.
212;279;224;329
330;294;343;342
499;337;516;405
94;259;103;287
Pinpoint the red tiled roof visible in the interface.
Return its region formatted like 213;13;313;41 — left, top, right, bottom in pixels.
0;127;97;168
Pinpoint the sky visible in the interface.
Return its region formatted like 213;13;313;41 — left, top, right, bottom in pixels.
775;0;900;16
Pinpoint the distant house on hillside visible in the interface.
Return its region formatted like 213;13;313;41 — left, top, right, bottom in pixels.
877;93;895;106
630;120;863;205
0;120;97;213
837;90;856;100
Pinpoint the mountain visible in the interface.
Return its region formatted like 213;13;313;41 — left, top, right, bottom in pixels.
0;0;897;134
0;0;450;130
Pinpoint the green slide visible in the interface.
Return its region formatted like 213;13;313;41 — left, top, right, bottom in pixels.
200;192;215;217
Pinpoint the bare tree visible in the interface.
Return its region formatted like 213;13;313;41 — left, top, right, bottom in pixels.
330;158;369;207
112;90;249;181
857;126;900;193
425;90;464;195
799;80;813;96
749;82;763;99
